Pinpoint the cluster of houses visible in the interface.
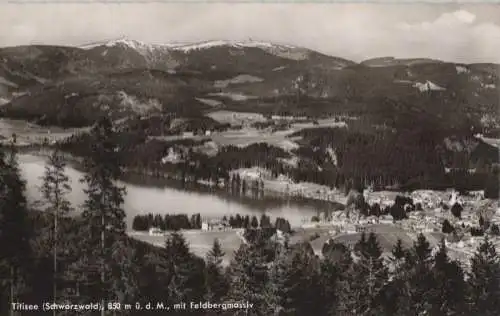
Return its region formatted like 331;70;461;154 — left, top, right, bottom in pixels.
146;218;232;236
201;219;231;231
181;130;212;138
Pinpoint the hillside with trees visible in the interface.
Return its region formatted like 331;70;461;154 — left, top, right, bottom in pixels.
0;116;499;315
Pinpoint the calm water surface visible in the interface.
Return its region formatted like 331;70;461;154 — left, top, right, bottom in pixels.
19;154;327;229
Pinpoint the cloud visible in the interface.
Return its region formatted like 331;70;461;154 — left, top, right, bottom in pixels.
398;10;477;30
453;10;477;24
394;10;500;63
0;4;498;63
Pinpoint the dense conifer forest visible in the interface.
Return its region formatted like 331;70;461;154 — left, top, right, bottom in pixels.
0;117;499;315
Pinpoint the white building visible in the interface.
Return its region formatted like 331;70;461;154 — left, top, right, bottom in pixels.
201;222;210;231
149;227;163;236
379;215;394;225
201;220;229;231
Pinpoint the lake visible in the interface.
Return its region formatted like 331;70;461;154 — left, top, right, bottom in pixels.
19;154;326;229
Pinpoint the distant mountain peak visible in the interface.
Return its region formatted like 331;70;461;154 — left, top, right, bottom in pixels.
80;38;299;52
80;37;173;51
361;56;444;67
78;38;312;61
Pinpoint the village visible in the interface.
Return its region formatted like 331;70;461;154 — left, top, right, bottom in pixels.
131;184;500;268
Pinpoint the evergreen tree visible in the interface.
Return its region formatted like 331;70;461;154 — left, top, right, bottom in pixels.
467;236;500;315
384;240;413;316
226;242;269;316
78;117;127;311
451;202;463;219
321;242;352;315
165;232;206;312
0;141;33;315
259;214;271;229
490;223;500;236
442;219;455;234
205;239;228;302
243;215;250;229
273;243;323;316
391;239;406;261
413;233;432;263
428;239;467;316
399;233;435;315
251;216;259;229
264;243;289;316
39;149;73;311
339;233;387;315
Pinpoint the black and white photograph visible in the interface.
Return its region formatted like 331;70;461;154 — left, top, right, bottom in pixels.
0;1;499;315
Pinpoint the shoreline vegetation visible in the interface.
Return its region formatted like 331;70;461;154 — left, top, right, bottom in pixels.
1;115;499;316
131;212;292;234
18;145;349;209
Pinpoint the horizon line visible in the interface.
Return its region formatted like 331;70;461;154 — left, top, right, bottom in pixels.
1;37;499;65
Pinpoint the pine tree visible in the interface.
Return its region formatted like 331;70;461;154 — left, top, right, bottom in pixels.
0;141;33;316
413;233;432;263
39;149;72;311
391;239;406;261
277;243;323;316
451;203;463;219
264;242;289;316
339;233;387;315
467;236;500;316
321;242;352;315
205;239;228;302
259;214;271;229
251;216;259;229
79;117;127;312
428;239;467;316
165;232;206;313
442;219;455;234
384;240;412;316
404;233;435;315
226;242;269;316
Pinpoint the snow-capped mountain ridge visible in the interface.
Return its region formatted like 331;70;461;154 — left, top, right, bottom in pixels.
80;38;298;52
79;37;313;62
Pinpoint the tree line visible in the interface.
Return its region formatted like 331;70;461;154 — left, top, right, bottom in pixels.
57;118;499;201
1;117;499;315
131;212;292;234
132;213;202;231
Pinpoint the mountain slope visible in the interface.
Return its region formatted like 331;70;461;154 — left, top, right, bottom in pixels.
0;39;498;129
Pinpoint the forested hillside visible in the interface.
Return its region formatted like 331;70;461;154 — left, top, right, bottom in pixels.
1;117;499;316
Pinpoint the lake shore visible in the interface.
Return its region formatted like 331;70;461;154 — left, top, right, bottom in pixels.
19;147;346;213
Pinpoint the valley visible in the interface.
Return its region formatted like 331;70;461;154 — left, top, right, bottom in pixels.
0;38;499;270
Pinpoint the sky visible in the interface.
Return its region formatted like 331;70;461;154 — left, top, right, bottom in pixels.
1;2;500;63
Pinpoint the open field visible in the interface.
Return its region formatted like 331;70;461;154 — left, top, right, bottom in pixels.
129;229;244;266
211;129;299;149
206;110;267;125
0;118;89;145
479;136;500;148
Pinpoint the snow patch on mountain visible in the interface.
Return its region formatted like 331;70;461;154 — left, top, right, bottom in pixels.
80;38;310;61
394;80;413;84
208;92;258;101
64;92;79;99
0;76;18;88
195;97;222;107
170;40;297;52
272;66;287;72
0;97;9;106
413;81;446;92
81;38;174;51
455;65;470;74
116;90;162;114
481;83;496;89
214;75;264;88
